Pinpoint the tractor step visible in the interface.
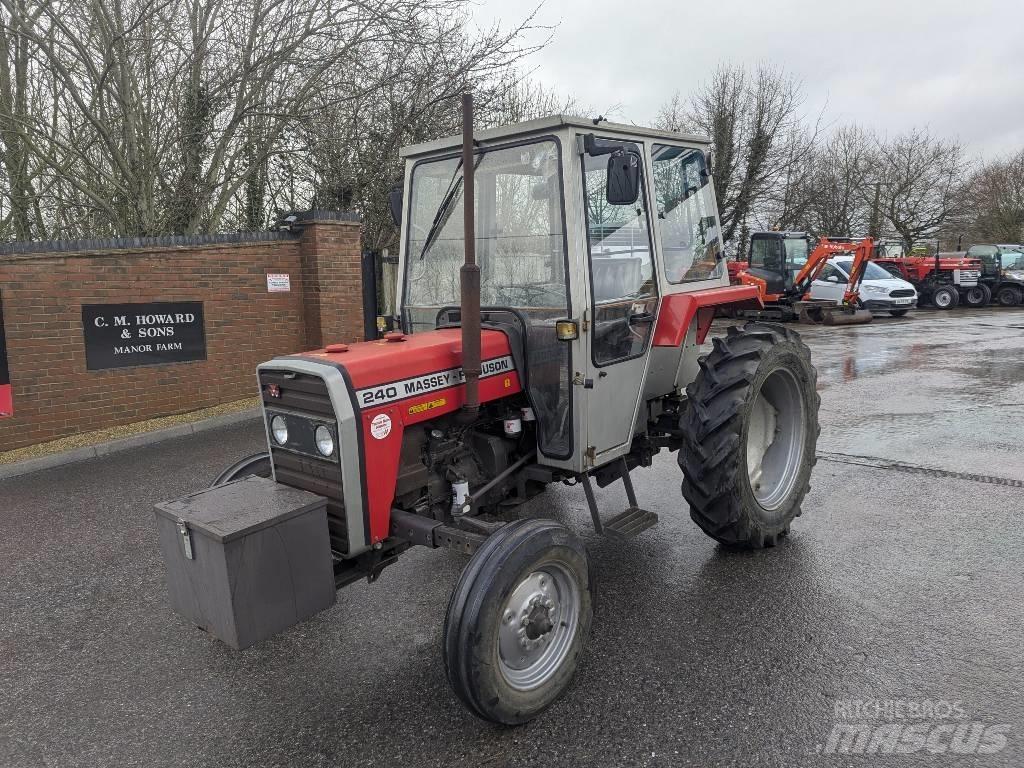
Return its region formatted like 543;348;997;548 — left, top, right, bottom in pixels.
602;507;659;539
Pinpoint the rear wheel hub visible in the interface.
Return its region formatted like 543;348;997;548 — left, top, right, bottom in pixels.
746;367;807;512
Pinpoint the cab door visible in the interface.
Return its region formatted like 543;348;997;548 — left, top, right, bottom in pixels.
580;140;658;462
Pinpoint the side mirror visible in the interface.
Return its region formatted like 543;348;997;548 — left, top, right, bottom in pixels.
606;152;640;205
826;275;839;283
388;185;403;227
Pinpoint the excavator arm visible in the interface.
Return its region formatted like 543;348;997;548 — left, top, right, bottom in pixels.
789;236;876;302
837;238;876;306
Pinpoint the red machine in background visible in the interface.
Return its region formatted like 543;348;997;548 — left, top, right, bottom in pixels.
872;251;982;309
734;232;875;324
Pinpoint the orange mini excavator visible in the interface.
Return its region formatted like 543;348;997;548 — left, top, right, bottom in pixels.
735;232;876;325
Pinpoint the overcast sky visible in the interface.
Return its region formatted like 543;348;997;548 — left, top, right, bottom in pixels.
470;0;1023;161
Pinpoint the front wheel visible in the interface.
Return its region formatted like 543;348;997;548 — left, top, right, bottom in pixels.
962;284;991;307
679;322;820;548
211;452;272;487
997;285;1022;307
932;286;958;309
444;519;592;725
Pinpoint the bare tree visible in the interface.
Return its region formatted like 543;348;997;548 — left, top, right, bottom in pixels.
802;125;875;237
0;0;45;239
874;128;968;252
658;63;817;255
958;150;1024;244
300;10;559;252
1;0;544;239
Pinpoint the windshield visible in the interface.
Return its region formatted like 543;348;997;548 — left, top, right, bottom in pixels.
784;238;809;268
836;260;894;281
403;139;567;330
1001;252;1024;270
401;138;572;459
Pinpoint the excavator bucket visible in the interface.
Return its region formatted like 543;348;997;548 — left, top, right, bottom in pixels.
822;307;873;326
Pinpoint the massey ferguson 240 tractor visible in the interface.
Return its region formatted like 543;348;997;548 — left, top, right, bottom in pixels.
155;97;820;725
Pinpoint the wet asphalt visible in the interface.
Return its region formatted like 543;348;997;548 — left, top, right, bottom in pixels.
2;307;1023;767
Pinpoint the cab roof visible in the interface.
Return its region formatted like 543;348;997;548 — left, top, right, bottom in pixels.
399;115;711;159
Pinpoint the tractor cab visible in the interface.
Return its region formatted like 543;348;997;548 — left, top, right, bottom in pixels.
967;243;1024;279
745;231;811;295
395;116;735;472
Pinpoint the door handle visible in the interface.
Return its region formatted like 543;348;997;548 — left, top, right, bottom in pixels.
628;311;655;325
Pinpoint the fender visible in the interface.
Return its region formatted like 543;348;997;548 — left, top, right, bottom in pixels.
653;285;763;347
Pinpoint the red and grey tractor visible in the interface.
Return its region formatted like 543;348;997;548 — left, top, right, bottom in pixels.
156;97;821;725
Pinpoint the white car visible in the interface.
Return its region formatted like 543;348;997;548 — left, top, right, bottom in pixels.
810;257;918;317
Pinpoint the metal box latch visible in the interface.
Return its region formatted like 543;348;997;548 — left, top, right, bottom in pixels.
177;519;193;560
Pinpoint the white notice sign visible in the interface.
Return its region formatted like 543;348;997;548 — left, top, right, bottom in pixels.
267;273;291;292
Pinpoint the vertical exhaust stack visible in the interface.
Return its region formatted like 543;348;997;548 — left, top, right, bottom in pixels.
460;92;481;413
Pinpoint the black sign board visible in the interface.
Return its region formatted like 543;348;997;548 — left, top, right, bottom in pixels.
82;301;206;371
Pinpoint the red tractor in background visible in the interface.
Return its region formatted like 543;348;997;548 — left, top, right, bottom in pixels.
155;98;821;725
873;248;982;310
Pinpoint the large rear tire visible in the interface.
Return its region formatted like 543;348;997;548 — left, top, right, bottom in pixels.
679;322;820;548
444;519;592;725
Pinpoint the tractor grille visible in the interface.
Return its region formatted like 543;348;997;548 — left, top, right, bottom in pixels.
259;368;349;555
889;289;915;297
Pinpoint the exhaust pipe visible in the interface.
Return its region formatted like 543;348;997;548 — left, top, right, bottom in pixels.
460;92;481;414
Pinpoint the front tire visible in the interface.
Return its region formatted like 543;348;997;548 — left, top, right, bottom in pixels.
444;519;592;725
962;286;989;307
211;452;271;487
679;322;820;548
932;286;958;309
997;285;1022;307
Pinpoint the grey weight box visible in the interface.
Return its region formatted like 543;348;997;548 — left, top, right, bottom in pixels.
155;475;335;650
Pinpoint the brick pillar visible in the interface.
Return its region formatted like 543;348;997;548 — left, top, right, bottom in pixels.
297;211;364;349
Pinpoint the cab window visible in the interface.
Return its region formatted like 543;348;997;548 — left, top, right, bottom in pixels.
1002;251;1024;270
967;245;998;257
967;245;999;271
650;144;724;283
582;141;657;365
750;237;783;271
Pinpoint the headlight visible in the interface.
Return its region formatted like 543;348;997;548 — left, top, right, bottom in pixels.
863;285;886;294
271;415;288;445
315;425;335;457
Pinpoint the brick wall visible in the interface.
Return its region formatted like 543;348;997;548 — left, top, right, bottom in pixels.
0;213;363;452
299;214;366;348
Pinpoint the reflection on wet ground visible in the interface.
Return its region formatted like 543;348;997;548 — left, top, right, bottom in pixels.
713;307;1024;482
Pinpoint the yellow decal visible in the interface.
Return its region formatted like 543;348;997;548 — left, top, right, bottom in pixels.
409;397;447;415
504;377;512;388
